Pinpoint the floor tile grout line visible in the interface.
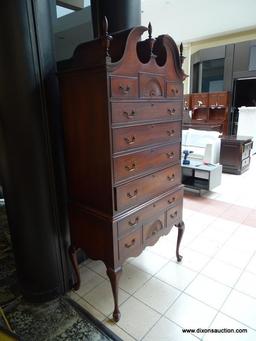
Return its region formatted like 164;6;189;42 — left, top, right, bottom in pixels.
115;234;256;339
103;315;138;341
205;249;256;335
77;297;108;321
71;156;256;340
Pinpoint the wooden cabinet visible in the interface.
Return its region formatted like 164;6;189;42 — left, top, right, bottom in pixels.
220;136;253;174
58;21;186;321
191;92;209;108
189;91;229;134
209;92;228;107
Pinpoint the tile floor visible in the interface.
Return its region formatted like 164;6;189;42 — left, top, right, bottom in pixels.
70;155;256;340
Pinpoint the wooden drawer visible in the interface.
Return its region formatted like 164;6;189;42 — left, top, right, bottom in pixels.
110;76;138;98
113;121;181;153
167;204;182;227
143;213;165;244
118;229;142;262
242;148;250;160
117;187;183;237
166;81;183;98
241;157;250;170
139;73;165;98
113;142;180;182
111;101;182;123
115;164;181;211
242;142;253;159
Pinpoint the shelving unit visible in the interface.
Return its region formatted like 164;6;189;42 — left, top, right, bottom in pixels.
184;91;230;134
182;160;222;192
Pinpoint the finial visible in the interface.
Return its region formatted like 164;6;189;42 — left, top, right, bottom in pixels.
102;16;113;59
148;22;155;58
179;42;185;65
148;22;152;40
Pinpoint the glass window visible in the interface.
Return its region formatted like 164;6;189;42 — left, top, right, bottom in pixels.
201;58;224;92
56;5;74;18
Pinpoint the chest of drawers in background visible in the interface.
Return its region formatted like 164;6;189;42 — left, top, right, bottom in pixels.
58;21;186;321
220;135;253;174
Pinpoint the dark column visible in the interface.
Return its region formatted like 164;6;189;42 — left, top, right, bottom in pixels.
91;0;141;37
0;0;70;301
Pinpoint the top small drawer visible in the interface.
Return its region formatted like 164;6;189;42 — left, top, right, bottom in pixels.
166;82;183;98
110;76;138;98
139;73;165;98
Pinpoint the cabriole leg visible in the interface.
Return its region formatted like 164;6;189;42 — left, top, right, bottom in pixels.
69;245;81;290
175;221;185;262
106;266;122;322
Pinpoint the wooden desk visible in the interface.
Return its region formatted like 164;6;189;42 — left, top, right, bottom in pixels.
183;120;223;133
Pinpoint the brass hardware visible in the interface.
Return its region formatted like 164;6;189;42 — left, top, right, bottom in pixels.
119;84;130;94
168;108;176;115
167;174;175;182
170;211;178;218
171;88;179;95
124;136;136;145
168;197;176;204
123;110;136;119
128;217;139;226
166;152;174;159
125;162;136;172
125;238;136;248
166;129;175;136
127;189;138;199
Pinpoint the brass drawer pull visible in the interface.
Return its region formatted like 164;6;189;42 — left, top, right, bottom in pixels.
170;211;178;219
127;189;138;199
168;108;176;115
125;238;136;248
123;110;136;119
166;129;175;136
119;84;130;94
171;88;179;95
167;174;175;182
124;136;136;145
168;197;176;204
166;152;174;159
128;217;139;226
125;162;136;172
